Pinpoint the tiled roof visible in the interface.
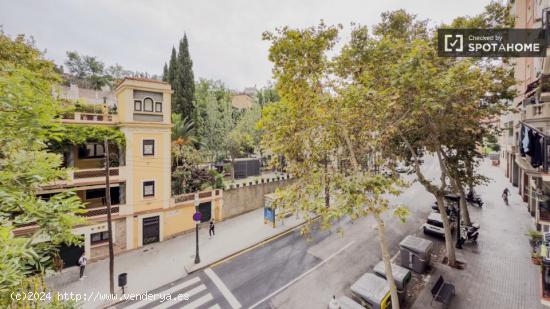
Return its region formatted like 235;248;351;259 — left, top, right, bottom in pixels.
231;94;255;109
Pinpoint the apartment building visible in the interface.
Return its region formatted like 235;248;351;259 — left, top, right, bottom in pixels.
499;0;550;305
500;0;550;229
16;78;223;266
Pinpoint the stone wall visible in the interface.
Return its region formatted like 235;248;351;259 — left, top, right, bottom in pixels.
222;176;292;219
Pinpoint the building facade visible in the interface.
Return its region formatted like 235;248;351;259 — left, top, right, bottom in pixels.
16;78;223;265
499;0;550;305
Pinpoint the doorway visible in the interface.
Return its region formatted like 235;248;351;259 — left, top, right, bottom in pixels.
142;216;160;245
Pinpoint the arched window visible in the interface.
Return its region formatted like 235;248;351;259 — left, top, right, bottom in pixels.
143;97;154;112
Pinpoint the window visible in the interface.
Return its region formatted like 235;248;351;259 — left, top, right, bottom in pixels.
85;188;105;200
144;98;154;112
78;143;105;159
155;102;162;112
143;181;155;197
134;100;142;111
143;140;155;156
91;231;109;245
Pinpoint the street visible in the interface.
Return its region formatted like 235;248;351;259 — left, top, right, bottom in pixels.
115;157;544;309
116;158;438;309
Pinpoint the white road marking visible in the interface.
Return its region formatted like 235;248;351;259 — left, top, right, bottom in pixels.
208;305;221;309
181;293;214;309
204;268;242;309
153;284;206;309
248;240;356;309
124;277;201;309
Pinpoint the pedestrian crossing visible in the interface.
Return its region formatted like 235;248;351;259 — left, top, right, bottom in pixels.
119;275;222;309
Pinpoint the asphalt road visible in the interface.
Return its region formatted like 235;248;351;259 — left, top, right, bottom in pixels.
117;157;440;309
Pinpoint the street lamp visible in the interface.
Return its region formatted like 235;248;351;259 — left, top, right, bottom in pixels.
193;208;201;264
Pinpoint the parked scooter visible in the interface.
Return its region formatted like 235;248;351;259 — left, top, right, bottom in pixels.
466;190;483;207
458;224;480;245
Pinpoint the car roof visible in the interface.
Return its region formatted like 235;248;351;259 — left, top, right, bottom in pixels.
427;212;443;222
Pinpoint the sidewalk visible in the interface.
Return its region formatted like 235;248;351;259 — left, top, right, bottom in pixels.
411;159;544;309
46;208;304;309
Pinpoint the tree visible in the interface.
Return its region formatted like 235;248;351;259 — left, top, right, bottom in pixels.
64;51;109;89
165;35;196;118
167;47;177;86
261;23;408;309
162;63;168;82
193;79;234;161
0;31;85;307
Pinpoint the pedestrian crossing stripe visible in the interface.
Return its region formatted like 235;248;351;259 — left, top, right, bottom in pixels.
181;293;214;309
153;284;206;309
123;277;200;309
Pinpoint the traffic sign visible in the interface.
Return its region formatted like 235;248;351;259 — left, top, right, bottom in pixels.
193;211;202;222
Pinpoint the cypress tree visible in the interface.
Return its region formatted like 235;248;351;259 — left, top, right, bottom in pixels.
174;34;195;118
167;47;177;87
162;63;168;82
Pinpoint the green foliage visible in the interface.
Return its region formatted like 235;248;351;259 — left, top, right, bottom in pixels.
47;125;125;154
171;113;197;145
193;79;234;160
0;31;86;306
166;34;195;117
65;51;110;90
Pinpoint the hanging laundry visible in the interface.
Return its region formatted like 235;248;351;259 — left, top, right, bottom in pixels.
523;129;536;157
531;132;543;168
519;126;530;157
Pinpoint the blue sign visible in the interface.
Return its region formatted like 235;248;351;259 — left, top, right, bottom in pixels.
264;207;274;222
193;211;202;222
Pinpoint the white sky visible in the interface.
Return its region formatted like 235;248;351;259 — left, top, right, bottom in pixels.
0;0;493;90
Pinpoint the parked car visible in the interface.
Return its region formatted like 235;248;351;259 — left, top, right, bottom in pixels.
423;213;455;238
395;164;412;173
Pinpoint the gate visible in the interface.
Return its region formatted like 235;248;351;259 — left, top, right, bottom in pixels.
59;243;84;268
142;216;160;245
198;202;211;223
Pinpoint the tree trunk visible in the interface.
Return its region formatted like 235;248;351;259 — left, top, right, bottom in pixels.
374;213;400;309
457;183;471;227
435;194;456;267
450;177;471;226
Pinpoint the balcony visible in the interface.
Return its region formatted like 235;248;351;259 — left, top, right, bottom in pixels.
41;167;125;191
540;199;550;223
523;102;550;121
61;112;118;125
84;205;121;218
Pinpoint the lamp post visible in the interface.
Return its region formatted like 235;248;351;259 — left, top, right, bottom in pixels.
193;207;201;264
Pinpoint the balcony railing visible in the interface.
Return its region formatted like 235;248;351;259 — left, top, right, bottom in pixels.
84;205;120;217
62;112;118;124
73;168;119;179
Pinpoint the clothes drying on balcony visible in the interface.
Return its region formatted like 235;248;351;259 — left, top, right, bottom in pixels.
519;123;544;168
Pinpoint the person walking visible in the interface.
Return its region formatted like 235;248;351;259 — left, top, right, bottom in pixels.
78;253;87;280
502;188;510;206
328;295;340;309
209;219;215;238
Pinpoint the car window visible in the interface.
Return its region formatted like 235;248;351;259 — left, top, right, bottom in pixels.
427;219;444;228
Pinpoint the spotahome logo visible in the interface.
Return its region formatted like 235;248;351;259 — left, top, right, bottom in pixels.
444;34;463;52
438;29;547;57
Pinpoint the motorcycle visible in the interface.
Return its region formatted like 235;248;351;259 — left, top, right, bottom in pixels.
458;224;480;245
466;192;483;207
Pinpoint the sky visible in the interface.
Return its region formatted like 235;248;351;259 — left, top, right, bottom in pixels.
0;0;494;90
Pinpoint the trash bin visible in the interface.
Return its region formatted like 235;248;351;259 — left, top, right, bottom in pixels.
118;273;127;288
351;273;392;309
373;261;412;291
337;295;364;309
399;235;433;273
